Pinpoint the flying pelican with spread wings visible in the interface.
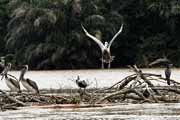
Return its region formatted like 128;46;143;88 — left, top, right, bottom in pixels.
81;23;123;68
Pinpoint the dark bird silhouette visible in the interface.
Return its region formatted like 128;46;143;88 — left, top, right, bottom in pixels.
1;63;21;93
81;23;123;68
165;64;172;85
19;65;39;94
75;75;88;89
149;57;173;85
0;57;5;74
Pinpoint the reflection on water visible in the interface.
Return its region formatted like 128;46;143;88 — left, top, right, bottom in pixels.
1;69;180;119
1;68;180;90
1;103;180;120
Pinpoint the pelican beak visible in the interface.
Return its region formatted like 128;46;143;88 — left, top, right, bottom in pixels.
1;73;5;80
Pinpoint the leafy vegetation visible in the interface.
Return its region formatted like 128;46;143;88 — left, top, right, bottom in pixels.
0;0;180;69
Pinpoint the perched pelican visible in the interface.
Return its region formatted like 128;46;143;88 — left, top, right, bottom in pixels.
75;75;88;89
165;64;172;85
19;65;39;94
81;23;123;68
1;63;21;93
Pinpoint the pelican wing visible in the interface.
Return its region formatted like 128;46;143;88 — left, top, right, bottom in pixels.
7;73;19;81
9;78;20;89
81;24;105;50
108;23;123;48
26;78;39;93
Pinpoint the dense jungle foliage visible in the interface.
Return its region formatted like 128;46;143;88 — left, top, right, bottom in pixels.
0;0;180;69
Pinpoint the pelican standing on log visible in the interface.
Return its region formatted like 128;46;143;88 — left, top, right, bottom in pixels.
81;23;123;68
1;63;21;93
19;65;39;94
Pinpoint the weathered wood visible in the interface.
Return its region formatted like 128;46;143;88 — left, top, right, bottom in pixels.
110;74;136;89
132;65;161;95
95;88;147;104
118;76;136;90
96;88;131;104
0;89;26;106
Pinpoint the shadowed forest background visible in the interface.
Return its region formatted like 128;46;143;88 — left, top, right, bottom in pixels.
0;0;180;70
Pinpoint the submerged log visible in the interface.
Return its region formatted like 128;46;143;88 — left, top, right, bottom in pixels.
32;104;104;109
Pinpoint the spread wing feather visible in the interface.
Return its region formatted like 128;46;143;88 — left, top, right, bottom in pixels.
108;23;123;48
81;24;105;50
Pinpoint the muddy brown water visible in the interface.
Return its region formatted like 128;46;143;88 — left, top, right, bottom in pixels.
1;68;180;119
1;103;180;119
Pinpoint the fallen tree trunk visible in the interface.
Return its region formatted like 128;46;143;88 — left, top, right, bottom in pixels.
0;89;26;106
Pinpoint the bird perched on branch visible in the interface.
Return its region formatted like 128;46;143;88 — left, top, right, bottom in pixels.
165;64;173;85
19;65;39;94
81;23;123;68
149;57;173;85
1;63;21;93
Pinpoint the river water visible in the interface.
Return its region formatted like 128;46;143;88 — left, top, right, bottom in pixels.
0;68;180;119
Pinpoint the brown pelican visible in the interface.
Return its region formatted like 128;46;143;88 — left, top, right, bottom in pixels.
81;23;123;68
165;64;172;85
1;63;21;93
19;65;39;94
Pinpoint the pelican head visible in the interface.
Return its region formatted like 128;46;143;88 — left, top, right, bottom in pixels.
167;64;173;68
104;41;108;48
1;63;12;80
22;64;28;71
19;64;28;81
7;63;12;69
76;75;80;83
